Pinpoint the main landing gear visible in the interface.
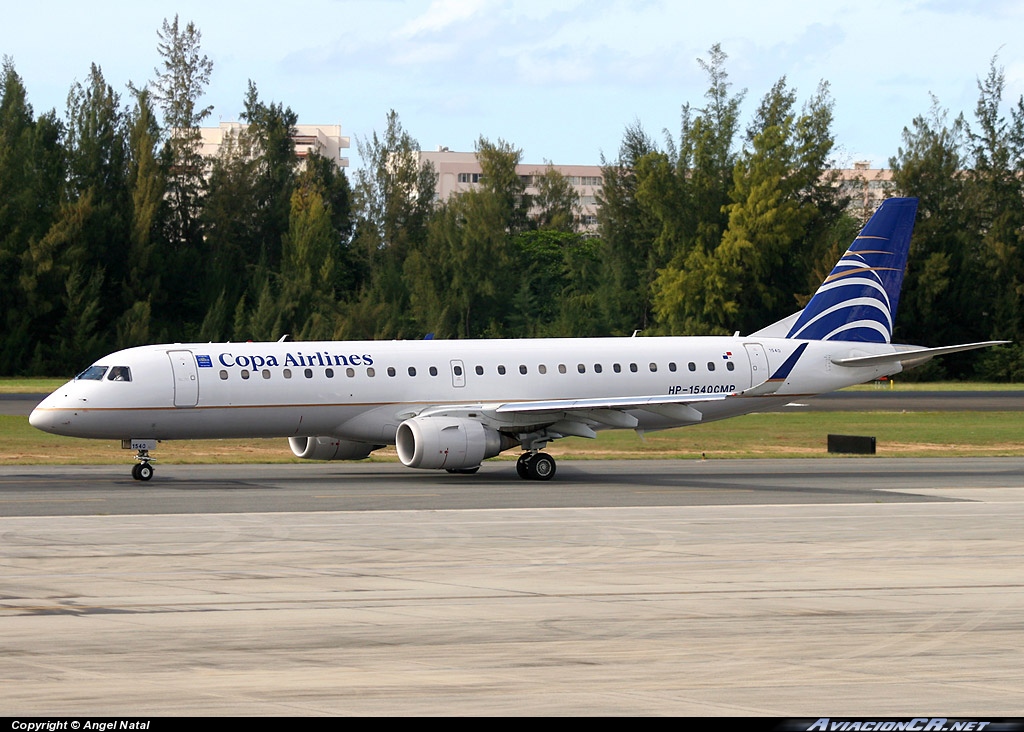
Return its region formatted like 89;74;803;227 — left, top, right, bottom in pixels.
516;451;556;481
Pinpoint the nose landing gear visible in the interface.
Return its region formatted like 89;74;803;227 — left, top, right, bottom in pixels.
123;439;157;481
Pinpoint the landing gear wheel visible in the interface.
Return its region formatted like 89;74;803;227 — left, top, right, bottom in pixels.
131;444;155;481
527;452;556;481
516;452;533;479
446;466;480;474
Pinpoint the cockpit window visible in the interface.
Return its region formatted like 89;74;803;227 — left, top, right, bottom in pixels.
107;366;131;382
76;365;108;381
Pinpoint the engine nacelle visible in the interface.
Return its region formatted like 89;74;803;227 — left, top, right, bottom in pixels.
288;436;380;461
396;417;511;470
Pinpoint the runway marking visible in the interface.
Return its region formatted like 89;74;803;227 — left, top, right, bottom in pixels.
313;493;442;499
633;489;759;494
0;497;106;503
7;581;1024;616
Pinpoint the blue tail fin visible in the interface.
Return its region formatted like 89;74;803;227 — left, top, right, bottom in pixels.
786;197;918;343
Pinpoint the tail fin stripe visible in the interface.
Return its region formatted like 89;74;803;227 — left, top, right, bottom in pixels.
818;320;892;342
791;307;891;340
789;296;894;339
824;266;902;284
800;277;892;309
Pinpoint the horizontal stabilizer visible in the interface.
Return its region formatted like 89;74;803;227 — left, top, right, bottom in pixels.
830;341;1009;368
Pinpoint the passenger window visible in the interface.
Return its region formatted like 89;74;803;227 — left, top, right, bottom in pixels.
107;366;131;382
241;369;250;380
613;363;622;373
454;365;463;376
408;366;417;377
219;370;228;380
283;369;292;379
649;363;657;372
304;368;313;378
475;365;484;376
519;365;527;375
262;369;271;379
707;362;716;371
669;362;677;372
594;364;602;374
388;367;397;377
577;363;586;373
629;363;638;373
726;361;735;371
688;362;696;372
558;364;567;374
498;365;506;375
538;364;547;375
367;367;375;377
325;368;334;378
429;366;438;376
346;367;355;377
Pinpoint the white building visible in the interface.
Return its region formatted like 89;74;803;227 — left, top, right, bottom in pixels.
419;149;603;229
199;123;350;168
834;161;895;221
419;150;897;229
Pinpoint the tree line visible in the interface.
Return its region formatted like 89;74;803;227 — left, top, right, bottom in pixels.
0;23;1021;379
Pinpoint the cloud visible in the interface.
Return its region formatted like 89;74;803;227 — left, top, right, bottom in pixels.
396;0;493;38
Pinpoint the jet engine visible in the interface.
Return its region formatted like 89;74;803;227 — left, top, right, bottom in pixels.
288;436;380;461
396;416;514;470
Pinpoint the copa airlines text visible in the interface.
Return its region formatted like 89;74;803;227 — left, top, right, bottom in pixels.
30;198;1006;481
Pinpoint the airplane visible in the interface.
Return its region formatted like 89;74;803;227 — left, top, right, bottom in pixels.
30;197;1006;482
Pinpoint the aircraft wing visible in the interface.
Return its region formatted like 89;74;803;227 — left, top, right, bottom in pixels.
492;391;732;431
410;379;789;439
409;341;808;438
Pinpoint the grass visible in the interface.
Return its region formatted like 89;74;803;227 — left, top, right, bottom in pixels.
4;410;1022;465
843;380;1024;392
0;377;68;394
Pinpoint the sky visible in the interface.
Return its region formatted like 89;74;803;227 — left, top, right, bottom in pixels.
3;0;1023;170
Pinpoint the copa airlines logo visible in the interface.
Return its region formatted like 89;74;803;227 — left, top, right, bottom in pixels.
787;247;899;343
206;351;374;369
786;198;916;344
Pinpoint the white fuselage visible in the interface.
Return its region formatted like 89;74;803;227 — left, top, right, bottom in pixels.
29;336;899;443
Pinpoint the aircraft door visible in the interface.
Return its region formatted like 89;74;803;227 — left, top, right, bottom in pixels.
450;360;466;388
167;350;199;407
743;343;769;387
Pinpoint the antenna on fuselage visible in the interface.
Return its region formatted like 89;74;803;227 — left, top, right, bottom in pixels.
278;334;292;342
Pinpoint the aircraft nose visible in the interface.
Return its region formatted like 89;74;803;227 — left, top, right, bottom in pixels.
29;404;54;431
29;392;68;433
